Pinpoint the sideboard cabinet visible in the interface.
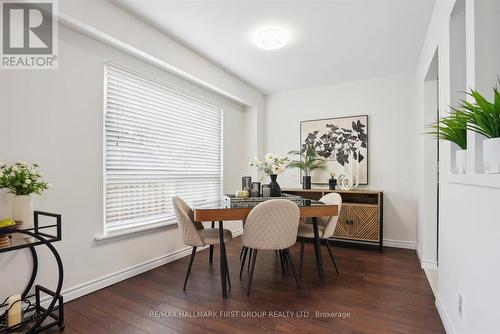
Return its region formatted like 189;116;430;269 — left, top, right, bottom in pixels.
282;188;383;252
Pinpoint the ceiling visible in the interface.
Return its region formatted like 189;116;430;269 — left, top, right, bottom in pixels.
114;0;435;94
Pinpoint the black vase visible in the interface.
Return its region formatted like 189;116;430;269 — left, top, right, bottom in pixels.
269;174;281;197
303;175;311;189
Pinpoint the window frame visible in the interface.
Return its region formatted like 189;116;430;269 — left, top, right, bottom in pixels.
99;62;224;239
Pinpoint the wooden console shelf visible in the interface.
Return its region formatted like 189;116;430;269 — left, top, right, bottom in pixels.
283;188;384;252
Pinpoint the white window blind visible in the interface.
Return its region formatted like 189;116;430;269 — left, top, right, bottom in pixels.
104;62;223;235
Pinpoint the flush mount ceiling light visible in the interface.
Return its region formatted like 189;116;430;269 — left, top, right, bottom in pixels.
254;27;288;50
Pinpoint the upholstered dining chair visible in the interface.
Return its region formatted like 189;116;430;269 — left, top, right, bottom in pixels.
172;196;233;290
240;199;301;295
297;193;342;277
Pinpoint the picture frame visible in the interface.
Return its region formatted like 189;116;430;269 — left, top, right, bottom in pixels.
299;115;369;185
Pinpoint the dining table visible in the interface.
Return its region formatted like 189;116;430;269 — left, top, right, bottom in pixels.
193;198;338;298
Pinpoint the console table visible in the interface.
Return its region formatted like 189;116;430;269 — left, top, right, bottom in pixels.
0;211;64;333
283;188;383;252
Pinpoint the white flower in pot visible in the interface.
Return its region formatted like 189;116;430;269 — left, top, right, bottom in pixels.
0;162;51;238
426;110;468;174
459;85;500;173
249;154;289;197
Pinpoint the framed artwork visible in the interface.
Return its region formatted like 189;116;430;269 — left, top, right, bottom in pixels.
300;115;368;185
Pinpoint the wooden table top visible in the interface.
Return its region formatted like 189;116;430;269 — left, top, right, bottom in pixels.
193;204;338;222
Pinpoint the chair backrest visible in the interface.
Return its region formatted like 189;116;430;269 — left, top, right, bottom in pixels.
319;193;342;238
242;199;300;250
172;196;204;246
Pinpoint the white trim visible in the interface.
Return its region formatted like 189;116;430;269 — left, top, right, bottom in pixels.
61;245;200;302
95;220;176;241
436;294;456;334
416;244;438;269
449;174;500;189
421;259;438;270
55;227;243;305
424;268;438;296
383;239;416;250
57;14;250;107
416;244;423;262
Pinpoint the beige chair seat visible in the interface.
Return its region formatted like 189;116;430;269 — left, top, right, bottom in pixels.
297;223;326;238
198;228;232;245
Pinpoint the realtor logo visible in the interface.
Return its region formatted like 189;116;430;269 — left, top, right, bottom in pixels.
1;0;58;69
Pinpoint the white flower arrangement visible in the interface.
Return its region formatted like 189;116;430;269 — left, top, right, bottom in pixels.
265;153;276;162
249;153;288;176
0;162;50;195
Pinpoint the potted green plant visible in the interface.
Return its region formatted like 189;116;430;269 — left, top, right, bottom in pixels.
249;153;288;197
287;141;327;189
426;111;468;174
0;161;51;235
457;84;500;173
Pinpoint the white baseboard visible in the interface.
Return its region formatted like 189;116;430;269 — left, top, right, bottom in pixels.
416;245;438;270
383;238;416;250
61;245;201;303
43;227;244;306
436;294;456;334
416;244;423;262
421;259;438;270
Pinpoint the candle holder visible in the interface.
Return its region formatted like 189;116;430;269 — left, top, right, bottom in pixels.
242;176;252;192
251;182;261;197
261;185;271;197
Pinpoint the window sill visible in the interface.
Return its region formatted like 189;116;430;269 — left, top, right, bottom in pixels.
449;173;500;189
95;220;176;241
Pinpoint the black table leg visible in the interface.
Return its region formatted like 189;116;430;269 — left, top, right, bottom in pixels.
312;217;325;286
219;220;228;298
209;221;215;263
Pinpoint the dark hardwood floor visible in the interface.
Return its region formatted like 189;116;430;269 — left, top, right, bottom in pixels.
51;238;444;334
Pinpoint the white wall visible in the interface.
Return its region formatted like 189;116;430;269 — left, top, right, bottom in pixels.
416;1;500;333
60;0;263;108
0;23;252;299
418;77;438;266
264;75;417;246
474;0;500;98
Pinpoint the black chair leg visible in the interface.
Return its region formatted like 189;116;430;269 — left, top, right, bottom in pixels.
241;220;246;259
183;247;197;290
279;250;285;277
325;239;339;275
247;248;253;272
275;250;279;256
223;243;231;288
284;249;290;271
285;248;301;289
299;238;304;278
247;249;258;296
240;247;248;278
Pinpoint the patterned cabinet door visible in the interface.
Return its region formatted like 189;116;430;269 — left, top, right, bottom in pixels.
349;205;379;242
333;204;352;238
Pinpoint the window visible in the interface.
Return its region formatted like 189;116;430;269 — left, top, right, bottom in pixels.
104;62;223;235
